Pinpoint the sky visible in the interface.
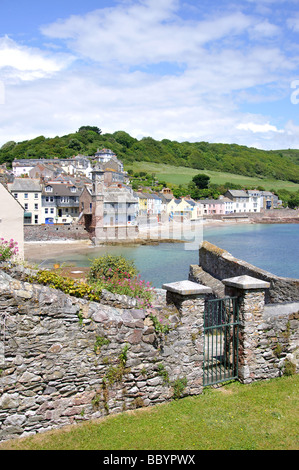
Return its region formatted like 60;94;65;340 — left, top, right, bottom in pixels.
1;0;299;150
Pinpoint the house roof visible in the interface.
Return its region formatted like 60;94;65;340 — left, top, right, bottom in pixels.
199;199;224;204
42;183;82;197
226;190;249;198
104;187;138;203
8;178;42;192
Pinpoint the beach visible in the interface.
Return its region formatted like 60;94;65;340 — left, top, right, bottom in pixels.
23;208;299;265
23;218;238;260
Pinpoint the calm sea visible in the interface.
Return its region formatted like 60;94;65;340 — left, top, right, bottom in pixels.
33;223;299;288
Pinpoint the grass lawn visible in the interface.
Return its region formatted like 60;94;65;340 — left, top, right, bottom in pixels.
1;375;298;450
125;162;299;192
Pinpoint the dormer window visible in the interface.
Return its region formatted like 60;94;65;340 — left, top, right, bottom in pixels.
45;185;53;192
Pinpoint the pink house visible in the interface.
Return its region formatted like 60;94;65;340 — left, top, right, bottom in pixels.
199;199;225;215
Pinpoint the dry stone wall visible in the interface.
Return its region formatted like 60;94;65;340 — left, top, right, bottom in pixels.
24;224;90;242
0;269;204;442
0;256;298;443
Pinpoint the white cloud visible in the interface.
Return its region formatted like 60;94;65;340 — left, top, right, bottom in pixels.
1;0;299;152
41;2;254;67
0;35;74;81
237;122;284;133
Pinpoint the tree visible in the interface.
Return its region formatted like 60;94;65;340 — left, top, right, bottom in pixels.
192;173;210;189
288;194;299;209
78;126;102;135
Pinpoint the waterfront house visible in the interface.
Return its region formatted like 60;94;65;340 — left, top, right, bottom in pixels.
0;182;24;259
7;178;42;225
219;196;235;214
167;197;201;220
41;182;82;224
134;192;148;216
199;198;225;215
260;191;278;210
78;186;93;231
224;190;250;212
91;166;139;242
246;190;263;212
224;190;261;213
137;192;163;215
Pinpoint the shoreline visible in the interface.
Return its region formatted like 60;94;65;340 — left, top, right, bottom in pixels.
23;215;298;261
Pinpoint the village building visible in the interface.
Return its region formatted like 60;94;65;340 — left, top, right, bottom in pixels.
199;198;225;215
167;197;202;220
12;155;93;179
247;190;279;210
90;166;139;242
41;182;81;224
224;189;261;213
7;178;42;225
0;182;24;259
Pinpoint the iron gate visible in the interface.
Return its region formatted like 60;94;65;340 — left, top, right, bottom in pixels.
203;297;240;386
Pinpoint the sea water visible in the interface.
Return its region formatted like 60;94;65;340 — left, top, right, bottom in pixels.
30;223;299;288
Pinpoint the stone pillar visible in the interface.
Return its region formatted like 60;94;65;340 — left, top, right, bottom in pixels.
162;280;212;395
222;275;270;384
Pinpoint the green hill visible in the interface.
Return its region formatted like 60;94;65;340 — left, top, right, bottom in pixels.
1;126;299;184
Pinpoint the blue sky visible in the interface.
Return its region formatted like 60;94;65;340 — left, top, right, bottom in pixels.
1;0;299;150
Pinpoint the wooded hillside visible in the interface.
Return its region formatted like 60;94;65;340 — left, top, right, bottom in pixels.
1;126;299;183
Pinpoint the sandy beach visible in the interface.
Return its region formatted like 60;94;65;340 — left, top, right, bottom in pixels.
23;218;245;261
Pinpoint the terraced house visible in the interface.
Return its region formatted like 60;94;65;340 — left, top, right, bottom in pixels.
42;182;81;224
7;178;42;225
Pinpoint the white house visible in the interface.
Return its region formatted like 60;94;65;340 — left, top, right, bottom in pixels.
0;183;24;259
224;190;260;213
7;178;42;225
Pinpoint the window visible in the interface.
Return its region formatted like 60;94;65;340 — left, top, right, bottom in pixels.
50;208;54;214
24;203;28;210
14;193;18;199
45;186;53;192
34;215;38;224
34;204;38;210
24;193;28;199
34;193;38;199
45;208;49;214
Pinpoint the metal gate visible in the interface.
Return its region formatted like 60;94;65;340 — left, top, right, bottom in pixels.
203;297;240;386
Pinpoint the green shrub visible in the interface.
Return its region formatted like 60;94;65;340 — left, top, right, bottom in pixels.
88;255;153;308
89;254;138;281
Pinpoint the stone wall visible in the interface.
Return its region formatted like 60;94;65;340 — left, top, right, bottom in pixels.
223;276;299;383
0;262;298;443
192;241;299;304
24;224;90;242
0;269;204;442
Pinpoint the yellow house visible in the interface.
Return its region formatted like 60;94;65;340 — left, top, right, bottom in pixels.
167;198;202;220
134;192;148;216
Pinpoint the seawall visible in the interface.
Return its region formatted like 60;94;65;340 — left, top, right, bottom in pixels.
189;240;299;304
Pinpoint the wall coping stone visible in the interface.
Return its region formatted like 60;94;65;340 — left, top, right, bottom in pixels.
223;275;270;290
162;280;212;296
